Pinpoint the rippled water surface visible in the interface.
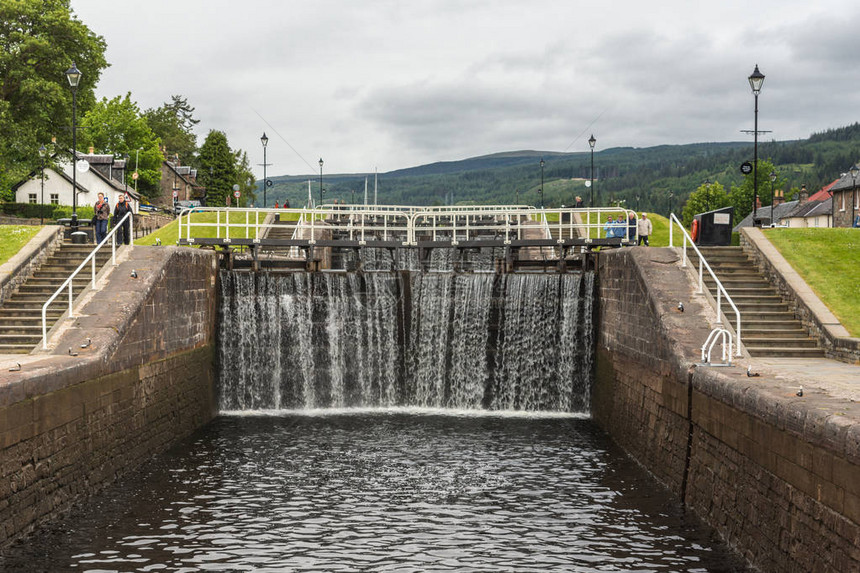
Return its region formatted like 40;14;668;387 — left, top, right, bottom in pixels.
1;412;747;572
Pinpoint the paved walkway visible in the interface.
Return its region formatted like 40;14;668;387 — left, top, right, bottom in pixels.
750;357;859;402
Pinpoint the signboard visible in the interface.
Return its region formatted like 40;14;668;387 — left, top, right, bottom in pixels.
740;161;753;175
713;213;731;225
266;179;273;187
234;191;241;198
132;171;139;180
172;190;179;198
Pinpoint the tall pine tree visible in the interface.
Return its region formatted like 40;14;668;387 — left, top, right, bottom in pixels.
197;130;236;207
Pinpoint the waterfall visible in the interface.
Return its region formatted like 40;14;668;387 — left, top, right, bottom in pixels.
218;270;594;413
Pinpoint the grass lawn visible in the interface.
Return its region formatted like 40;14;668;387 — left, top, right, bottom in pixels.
136;211;302;246
763;228;860;337
0;225;43;265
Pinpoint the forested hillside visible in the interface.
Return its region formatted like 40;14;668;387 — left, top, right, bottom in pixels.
261;123;860;215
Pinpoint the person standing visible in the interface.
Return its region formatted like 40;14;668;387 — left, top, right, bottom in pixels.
638;213;653;246
575;196;584;208
113;194;133;245
93;192;110;244
627;212;637;243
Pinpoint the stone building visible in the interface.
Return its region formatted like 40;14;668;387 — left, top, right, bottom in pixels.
828;171;860;227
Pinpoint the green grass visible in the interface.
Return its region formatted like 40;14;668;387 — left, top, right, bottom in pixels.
136;211;302;246
0;225;43;265
764;228;860;337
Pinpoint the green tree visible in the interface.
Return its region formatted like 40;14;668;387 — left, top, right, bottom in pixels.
0;0;108;196
681;181;731;227
143;95;199;163
729;159;787;221
78;93;162;196
234;150;257;207
197;130;236;207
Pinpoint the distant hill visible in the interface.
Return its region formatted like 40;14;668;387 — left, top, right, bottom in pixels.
260;123;860;215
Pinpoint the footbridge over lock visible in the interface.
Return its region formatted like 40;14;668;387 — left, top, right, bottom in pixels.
176;205;639;272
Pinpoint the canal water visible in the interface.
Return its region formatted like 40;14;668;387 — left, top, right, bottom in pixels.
1;411;747;572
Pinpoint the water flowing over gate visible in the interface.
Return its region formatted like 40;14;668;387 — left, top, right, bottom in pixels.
218;271;594;413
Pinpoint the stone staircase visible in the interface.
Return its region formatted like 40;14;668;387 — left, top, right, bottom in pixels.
0;244;111;354
690;246;824;358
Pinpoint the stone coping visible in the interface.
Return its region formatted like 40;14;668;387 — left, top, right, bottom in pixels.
612;247;860;466
0;246;216;410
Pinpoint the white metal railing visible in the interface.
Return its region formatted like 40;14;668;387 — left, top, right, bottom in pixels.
178;206;639;247
702;327;733;365
669;213;742;357
41;212;134;349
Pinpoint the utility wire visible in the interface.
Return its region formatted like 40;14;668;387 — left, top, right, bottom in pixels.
251;108;316;173
563;107;610;152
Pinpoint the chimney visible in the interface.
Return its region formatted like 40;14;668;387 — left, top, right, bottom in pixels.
773;189;785;206
755;196;762;209
799;184;808;204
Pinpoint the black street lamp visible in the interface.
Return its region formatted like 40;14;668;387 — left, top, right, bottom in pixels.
588;134;596;207
769;171;777;226
318;157;324;207
539;158;545;208
39;144;47;225
668;191;674;218
260;132;269;207
704;179;712;212
850;164;859;229
749;64;765;224
65;62;81;231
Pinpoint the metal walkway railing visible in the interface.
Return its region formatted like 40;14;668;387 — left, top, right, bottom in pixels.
41;212;134;349
668;213;742;357
177;205;639;247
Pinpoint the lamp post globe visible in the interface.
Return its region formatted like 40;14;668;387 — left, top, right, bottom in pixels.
748;64;765;224
588;134;596;207
261;132;269;208
65;62;82;230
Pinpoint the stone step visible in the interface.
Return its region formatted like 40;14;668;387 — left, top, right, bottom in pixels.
743;328;810;338
0;317;60;327
735;302;791;313
724;294;784;303
707;287;779;297
0;333;44;344
742;337;820;348
1;299;68;309
0;344;35;354
746;347;826;358
704;279;772;289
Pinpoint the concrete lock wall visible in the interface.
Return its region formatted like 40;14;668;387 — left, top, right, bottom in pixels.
592;248;860;572
0;247;219;547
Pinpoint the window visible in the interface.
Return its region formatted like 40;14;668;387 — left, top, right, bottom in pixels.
840;192;845;211
28;194;37;204
50;194;59;205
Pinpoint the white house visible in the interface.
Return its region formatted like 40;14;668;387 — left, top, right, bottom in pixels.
13;152;140;214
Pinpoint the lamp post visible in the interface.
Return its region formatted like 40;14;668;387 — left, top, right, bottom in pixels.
65;62;81;231
134;147;141;196
39;144;47;225
748;64;765;224
668;191;674;218
318;157;324;207
769;171;777;226
850;164;859;229
588;134;596;207
539;158;545;209
172;154;180;208
260;132;269;207
704;179;712;212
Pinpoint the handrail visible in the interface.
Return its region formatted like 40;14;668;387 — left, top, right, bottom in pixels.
668;212;742;356
41;211;134;349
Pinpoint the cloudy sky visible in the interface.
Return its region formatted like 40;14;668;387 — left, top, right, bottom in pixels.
71;0;860;179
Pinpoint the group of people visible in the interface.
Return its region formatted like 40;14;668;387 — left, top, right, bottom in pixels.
604;212;652;246
93;192;133;245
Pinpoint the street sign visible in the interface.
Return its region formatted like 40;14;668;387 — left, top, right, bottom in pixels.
132;171;139;180
740;161;753;175
173;190;178;198
234;191;241;198
266;179;273;187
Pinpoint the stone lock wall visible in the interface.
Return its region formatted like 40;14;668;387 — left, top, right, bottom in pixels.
0;247;219;547
593;247;860;572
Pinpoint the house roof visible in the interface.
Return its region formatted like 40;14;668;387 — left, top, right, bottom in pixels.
733;200;800;232
787;197;832;219
808;179;838;202
828;170;860;192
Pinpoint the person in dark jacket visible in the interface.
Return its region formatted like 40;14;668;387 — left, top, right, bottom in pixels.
113;194;133;245
93;192;110;244
627;212;637;243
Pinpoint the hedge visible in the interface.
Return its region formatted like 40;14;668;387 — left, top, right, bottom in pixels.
0;203;95;221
